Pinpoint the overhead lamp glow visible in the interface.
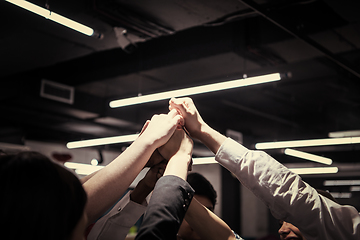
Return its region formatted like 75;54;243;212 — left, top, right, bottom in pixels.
350;186;360;192
289;167;338;175
255;136;360;149
324;180;360;186
110;73;281;108
284;148;332;165
6;0;95;36
67;134;139;149
328;130;360;138
64;162;104;175
328;192;352;199
193;157;217;165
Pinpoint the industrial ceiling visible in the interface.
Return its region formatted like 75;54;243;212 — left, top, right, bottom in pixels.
1;0;360;207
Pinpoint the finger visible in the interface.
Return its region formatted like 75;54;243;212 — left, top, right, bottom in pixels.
173;115;184;127
167;108;179;118
169;98;188;116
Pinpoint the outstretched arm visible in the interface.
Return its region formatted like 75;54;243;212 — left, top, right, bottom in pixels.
83;109;183;224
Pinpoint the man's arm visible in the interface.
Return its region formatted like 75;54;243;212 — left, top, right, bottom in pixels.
184;198;238;240
170;97;360;240
135;128;194;240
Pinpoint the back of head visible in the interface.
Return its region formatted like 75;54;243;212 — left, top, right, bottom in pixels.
187;172;217;208
316;189;338;203
0;151;87;240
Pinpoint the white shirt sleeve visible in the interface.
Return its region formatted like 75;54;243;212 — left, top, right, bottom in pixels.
215;137;360;240
87;191;148;240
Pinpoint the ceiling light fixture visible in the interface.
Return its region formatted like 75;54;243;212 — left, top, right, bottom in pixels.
192;157;217;165
66;134;139;149
110;73;281;108
289;167;338;175
350;186;360;192
328;192;352;199
64;162;104;175
284;148;332;165
255;137;360;149
5;0;96;36
324;180;360;186
328;130;360;138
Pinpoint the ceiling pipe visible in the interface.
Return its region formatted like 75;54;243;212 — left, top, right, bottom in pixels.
237;0;360;79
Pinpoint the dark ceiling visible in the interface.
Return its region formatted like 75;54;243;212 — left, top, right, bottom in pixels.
1;0;360;196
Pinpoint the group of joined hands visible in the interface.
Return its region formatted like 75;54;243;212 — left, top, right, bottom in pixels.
136;97;199;189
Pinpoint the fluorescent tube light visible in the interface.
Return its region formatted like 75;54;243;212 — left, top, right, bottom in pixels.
110;73;281;108
350;186;360;192
328;192;352;199
324;180;360;186
65;157;218;176
67;134;139;149
289;167;338;175
255;136;360;149
6;0;94;36
193;157;217;165
284;148;332;165
328;130;360;138
64;162;104;175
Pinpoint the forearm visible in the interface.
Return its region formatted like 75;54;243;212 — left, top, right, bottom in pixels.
83;137;157;224
196;123;227;155
80;169;99;184
185;198;236;240
163;154;191;180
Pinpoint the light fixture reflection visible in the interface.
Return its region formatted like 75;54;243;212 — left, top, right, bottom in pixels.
110;73;281;108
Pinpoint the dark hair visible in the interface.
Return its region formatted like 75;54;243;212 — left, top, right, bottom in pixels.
187;172;217;208
0;151;87;240
316;189;338;203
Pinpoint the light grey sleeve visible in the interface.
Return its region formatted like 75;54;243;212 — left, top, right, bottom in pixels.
215;137;360;240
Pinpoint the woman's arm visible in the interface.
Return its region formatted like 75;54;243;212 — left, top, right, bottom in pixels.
83;109;183;224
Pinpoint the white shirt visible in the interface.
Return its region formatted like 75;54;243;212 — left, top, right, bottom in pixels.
87;191;148;240
215;138;360;240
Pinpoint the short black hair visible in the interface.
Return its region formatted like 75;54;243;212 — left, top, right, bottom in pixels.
0;151;87;240
187;172;217;208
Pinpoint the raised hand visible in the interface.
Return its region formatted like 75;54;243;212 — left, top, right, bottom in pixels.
138;108;184;149
169;97;206;140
